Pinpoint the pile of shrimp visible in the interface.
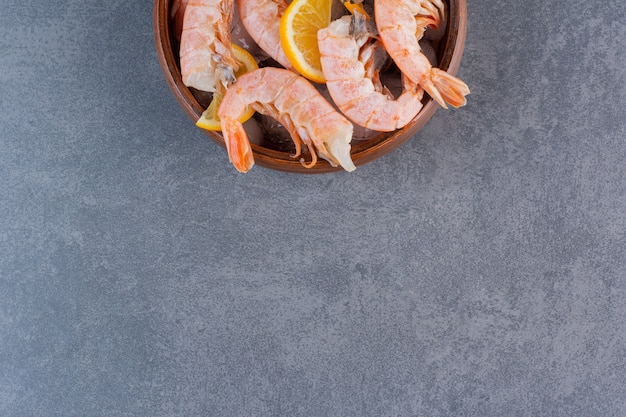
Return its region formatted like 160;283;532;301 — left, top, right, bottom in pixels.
172;0;469;173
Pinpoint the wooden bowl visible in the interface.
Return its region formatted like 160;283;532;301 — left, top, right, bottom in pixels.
153;0;467;173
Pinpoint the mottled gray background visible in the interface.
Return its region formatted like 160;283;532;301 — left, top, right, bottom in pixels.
1;0;625;416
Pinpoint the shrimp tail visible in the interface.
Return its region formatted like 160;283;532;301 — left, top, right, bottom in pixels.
422;68;470;109
221;117;254;173
319;123;356;172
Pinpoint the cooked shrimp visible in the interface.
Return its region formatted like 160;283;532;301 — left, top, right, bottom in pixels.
318;13;425;132
375;0;469;108
179;0;239;93
238;0;293;69
218;67;356;173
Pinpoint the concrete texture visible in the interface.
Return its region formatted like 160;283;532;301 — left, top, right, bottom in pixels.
1;0;625;416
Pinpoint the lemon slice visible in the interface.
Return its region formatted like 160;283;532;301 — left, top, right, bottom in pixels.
196;44;259;131
279;0;333;83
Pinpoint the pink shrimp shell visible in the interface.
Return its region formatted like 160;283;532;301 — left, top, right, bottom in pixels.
218;67;356;172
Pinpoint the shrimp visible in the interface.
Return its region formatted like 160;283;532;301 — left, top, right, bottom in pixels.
237;0;293;69
179;0;239;93
318;13;425;132
218;67;356;173
375;0;470;108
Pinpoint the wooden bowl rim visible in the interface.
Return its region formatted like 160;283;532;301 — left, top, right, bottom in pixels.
153;0;467;174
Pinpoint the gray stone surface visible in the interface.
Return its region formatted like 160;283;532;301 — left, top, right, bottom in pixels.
1;0;625;416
